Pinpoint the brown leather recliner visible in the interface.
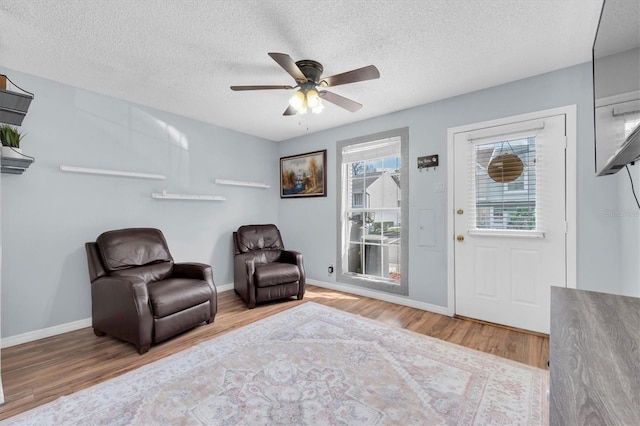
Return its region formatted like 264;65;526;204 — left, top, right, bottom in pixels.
233;224;305;309
85;228;217;354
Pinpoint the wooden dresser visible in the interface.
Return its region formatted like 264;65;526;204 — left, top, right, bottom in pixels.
550;287;640;425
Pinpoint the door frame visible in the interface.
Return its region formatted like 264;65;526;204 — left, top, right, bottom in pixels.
446;105;577;317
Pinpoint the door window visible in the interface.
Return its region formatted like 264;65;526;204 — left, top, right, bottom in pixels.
473;137;537;231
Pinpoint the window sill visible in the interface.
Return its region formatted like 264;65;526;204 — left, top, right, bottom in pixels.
342;272;402;286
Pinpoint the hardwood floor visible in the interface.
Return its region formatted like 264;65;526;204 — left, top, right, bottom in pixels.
0;285;549;420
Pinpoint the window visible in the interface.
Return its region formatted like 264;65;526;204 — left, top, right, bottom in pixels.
474;137;537;231
352;192;364;207
336;128;408;295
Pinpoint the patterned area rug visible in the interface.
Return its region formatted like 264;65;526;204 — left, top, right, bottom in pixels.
3;302;548;425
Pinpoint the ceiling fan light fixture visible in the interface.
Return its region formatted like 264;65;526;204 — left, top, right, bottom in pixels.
306;88;321;109
232;52;379;116
289;90;305;110
312;103;325;114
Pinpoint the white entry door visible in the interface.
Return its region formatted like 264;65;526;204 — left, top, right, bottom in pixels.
453;114;567;334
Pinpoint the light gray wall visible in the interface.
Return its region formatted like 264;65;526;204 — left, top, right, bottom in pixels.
618;163;640;296
278;62;640;307
3;61;639;339
1;69;279;338
593;47;640;297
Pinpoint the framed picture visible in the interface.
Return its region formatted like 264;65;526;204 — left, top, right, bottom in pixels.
280;150;327;198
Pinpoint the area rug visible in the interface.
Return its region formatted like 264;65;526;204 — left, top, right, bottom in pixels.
3;302;548;425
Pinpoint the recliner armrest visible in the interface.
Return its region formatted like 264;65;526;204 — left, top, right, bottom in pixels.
173;262;214;286
233;252;258;308
280;250;303;266
173;262;217;319
280;250;305;299
90;276;153;350
92;275;149;302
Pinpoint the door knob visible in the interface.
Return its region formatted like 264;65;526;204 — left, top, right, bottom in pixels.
457;209;464;215
457;234;464;242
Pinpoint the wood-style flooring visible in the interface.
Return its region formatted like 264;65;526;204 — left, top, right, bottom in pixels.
0;285;549;420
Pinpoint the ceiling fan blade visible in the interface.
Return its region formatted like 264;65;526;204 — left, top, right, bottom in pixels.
320;65;380;87
268;53;307;83
230;85;293;91
319;91;363;112
283;105;297;116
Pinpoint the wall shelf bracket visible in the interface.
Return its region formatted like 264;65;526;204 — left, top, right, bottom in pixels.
152;190;225;201
214;178;270;188
60;165;166;180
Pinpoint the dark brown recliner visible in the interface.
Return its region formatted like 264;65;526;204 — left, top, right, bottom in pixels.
233;224;305;309
85;228;217;354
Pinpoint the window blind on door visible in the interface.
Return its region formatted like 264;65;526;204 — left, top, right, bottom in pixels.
471;136;537;232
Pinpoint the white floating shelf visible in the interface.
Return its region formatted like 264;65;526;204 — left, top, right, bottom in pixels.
152;191;225;201
60;165;166;180
215;178;270;188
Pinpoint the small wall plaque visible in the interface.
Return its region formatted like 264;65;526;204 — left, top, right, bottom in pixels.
418;154;439;169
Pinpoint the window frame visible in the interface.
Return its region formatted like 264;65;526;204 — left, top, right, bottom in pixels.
336;127;409;295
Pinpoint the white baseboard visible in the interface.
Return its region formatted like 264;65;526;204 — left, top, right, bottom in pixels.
309;279;452;316
1;282;448;348
1;317;93;348
216;283;234;293
1;283;236;349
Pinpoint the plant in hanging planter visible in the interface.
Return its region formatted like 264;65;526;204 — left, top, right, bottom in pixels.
0;124;26;159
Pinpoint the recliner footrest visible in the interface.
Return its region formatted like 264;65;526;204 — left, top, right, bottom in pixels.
254;262;300;287
148;278;213;317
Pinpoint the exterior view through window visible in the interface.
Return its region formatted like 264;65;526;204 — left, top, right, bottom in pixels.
474;137;537;231
337;128;408;295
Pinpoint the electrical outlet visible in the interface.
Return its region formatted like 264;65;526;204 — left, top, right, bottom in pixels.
328;264;334;274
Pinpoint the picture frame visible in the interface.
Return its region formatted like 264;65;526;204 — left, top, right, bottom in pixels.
280;150;327;198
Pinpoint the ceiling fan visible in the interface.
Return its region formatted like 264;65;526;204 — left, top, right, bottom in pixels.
230;52;380;116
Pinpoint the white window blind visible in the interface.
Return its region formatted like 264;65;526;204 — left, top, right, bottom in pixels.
341;137;401;163
471;136;538;232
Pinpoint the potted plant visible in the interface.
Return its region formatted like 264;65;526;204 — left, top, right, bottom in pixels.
0;124;25;159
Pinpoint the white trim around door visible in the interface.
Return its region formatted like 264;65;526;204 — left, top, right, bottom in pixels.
446;105;578;319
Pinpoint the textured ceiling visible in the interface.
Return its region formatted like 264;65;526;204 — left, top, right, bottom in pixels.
0;0;610;141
